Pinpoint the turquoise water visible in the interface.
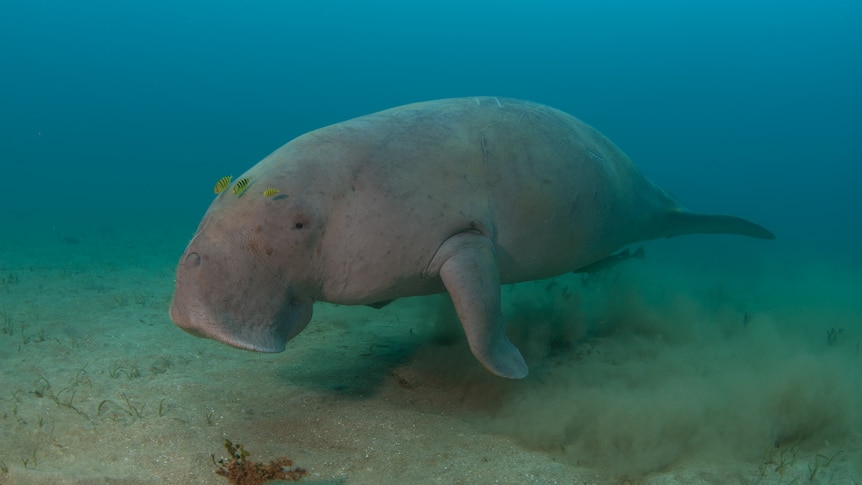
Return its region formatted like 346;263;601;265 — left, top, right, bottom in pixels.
2;0;860;247
1;1;860;483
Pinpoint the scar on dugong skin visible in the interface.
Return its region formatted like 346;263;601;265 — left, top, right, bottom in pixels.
169;97;774;379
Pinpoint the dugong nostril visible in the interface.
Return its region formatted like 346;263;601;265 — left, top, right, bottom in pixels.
184;252;201;267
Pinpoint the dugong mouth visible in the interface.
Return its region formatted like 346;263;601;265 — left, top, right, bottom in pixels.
170;296;314;353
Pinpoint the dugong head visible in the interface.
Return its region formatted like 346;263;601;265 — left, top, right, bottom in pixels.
169;179;322;352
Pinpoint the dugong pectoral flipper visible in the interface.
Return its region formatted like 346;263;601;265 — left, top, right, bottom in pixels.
429;232;529;379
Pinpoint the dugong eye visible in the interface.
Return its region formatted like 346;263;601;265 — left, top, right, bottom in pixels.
287;201;315;231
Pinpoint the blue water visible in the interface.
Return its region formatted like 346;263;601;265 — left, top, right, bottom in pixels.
2;0;860;255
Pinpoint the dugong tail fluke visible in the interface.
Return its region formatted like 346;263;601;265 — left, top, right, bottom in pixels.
664;209;776;240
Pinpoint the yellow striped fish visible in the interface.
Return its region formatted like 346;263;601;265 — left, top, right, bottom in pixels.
213;175;232;194
262;188;279;197
232;177;250;196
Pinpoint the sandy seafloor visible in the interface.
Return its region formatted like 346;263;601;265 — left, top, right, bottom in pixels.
0;227;860;485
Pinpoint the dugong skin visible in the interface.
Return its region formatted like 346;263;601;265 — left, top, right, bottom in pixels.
169;97;774;379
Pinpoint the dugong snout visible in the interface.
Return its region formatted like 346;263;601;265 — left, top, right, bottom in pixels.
169;237;314;353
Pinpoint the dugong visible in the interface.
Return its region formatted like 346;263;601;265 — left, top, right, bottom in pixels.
169;97;774;379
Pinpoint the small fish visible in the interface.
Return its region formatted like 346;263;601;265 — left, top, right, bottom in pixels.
262;188;280;197
213;176;232;194
575;246;645;274
232;177;250;196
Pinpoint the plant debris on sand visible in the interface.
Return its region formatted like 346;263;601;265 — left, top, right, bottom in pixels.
213;438;307;485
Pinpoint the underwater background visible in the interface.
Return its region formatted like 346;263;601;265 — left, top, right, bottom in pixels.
1;0;860;247
1;0;861;483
